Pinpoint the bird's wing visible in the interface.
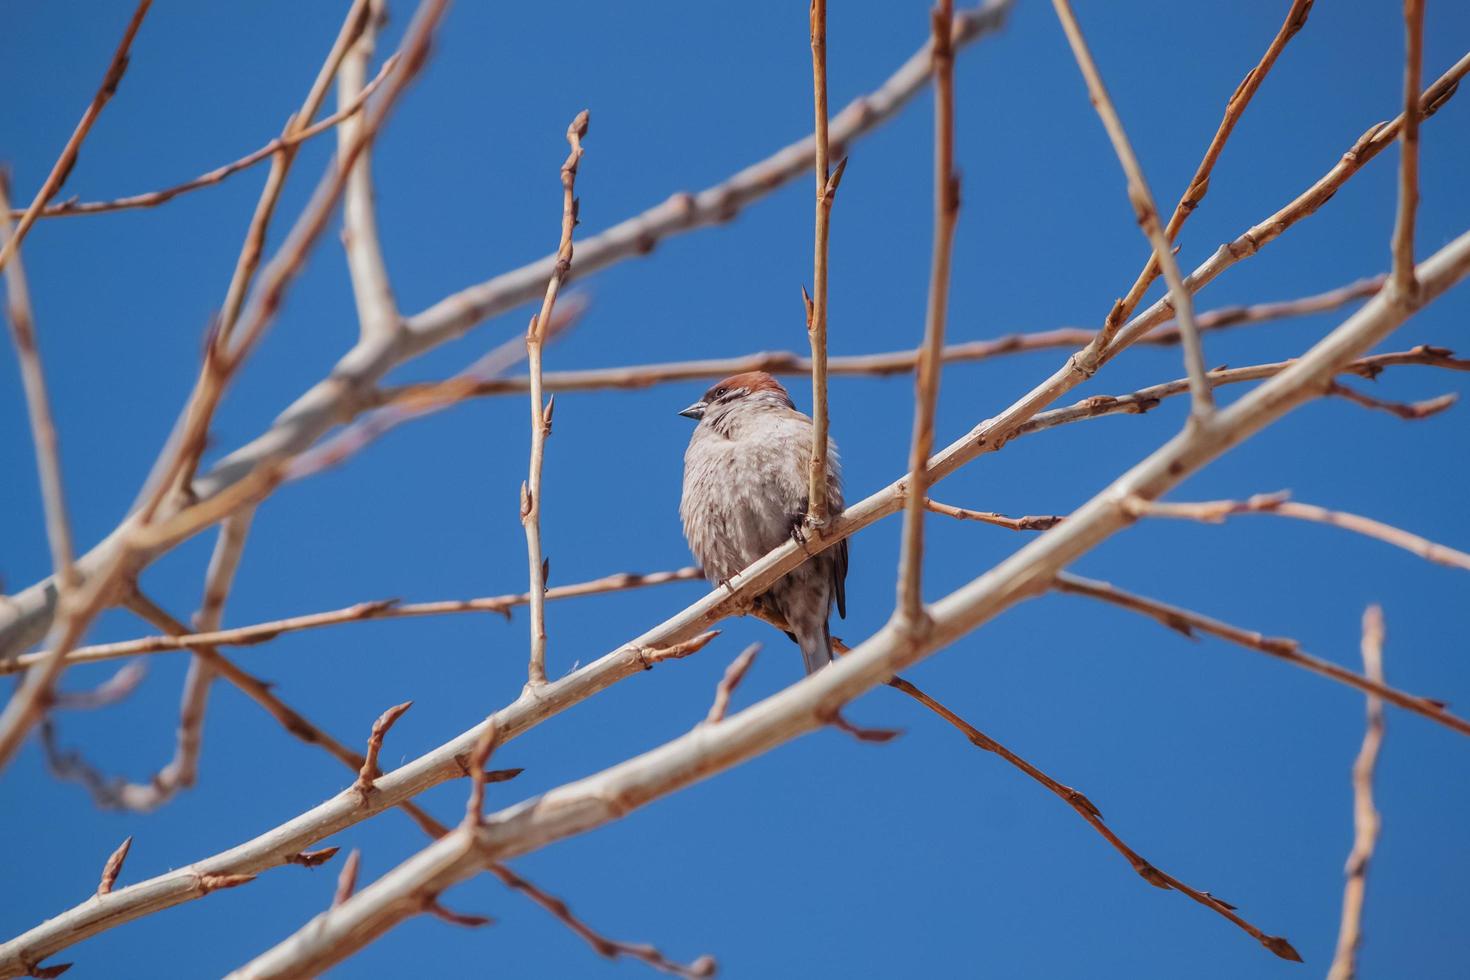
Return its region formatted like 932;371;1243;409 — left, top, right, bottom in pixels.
833;536;848;619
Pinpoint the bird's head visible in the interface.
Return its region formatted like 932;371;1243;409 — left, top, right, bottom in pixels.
678;371;795;422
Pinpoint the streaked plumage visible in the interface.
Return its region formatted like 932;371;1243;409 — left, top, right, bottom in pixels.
678;372;847;674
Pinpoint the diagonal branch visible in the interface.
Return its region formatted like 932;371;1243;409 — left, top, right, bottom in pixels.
15;57;396;221
1095;0;1314;347
1126;491;1470;572
1051;0;1213;418
0;0;151;274
8;566;703;676
886;676;1298;959
1053;572;1467;738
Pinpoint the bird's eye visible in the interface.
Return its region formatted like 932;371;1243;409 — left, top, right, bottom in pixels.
712;387;727;399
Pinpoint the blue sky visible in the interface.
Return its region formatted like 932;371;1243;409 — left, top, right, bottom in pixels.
3;1;1469;977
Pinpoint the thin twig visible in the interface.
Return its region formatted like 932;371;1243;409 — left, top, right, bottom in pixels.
806;0;844;527
523;110;590;688
704;644;761;726
1053;572;1469;738
96;838;133;897
1094;0;1314;348
9;567;704;676
355;702;414;802
885;676;1298;960
1327;605;1387;980
1390;0;1425;297
923;499;1063;532
15;57;397;221
895;0;961;629
0;0;151;273
1052;0;1213;418
1126;491;1470;572
380;275;1386;401
487;864;717;979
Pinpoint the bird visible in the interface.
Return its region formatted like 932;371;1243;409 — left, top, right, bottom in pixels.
678;371;847;674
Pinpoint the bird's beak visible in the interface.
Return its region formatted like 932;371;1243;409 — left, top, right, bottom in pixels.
678;400;707;421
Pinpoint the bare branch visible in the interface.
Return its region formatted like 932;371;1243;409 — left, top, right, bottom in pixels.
704;644;761;726
886;676;1297;959
895;0;961;628
1096;0;1314;346
1127;491;1470;573
1390;1;1425;296
524;109;590;688
9;566;703;676
386;274;1385;400
1051;0;1213;418
1054;572;1467;738
1327;605;1387;980
338;0;401;342
15;57;397;221
0;0;151;273
49;662;146;711
923;499;1063;532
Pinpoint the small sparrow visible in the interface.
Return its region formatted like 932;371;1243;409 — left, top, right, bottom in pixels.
679;371;847;674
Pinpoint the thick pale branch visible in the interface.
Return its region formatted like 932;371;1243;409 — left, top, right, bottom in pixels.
1326;605;1386;980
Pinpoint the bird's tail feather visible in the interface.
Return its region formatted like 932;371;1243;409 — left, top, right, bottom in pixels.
798;622;834;675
